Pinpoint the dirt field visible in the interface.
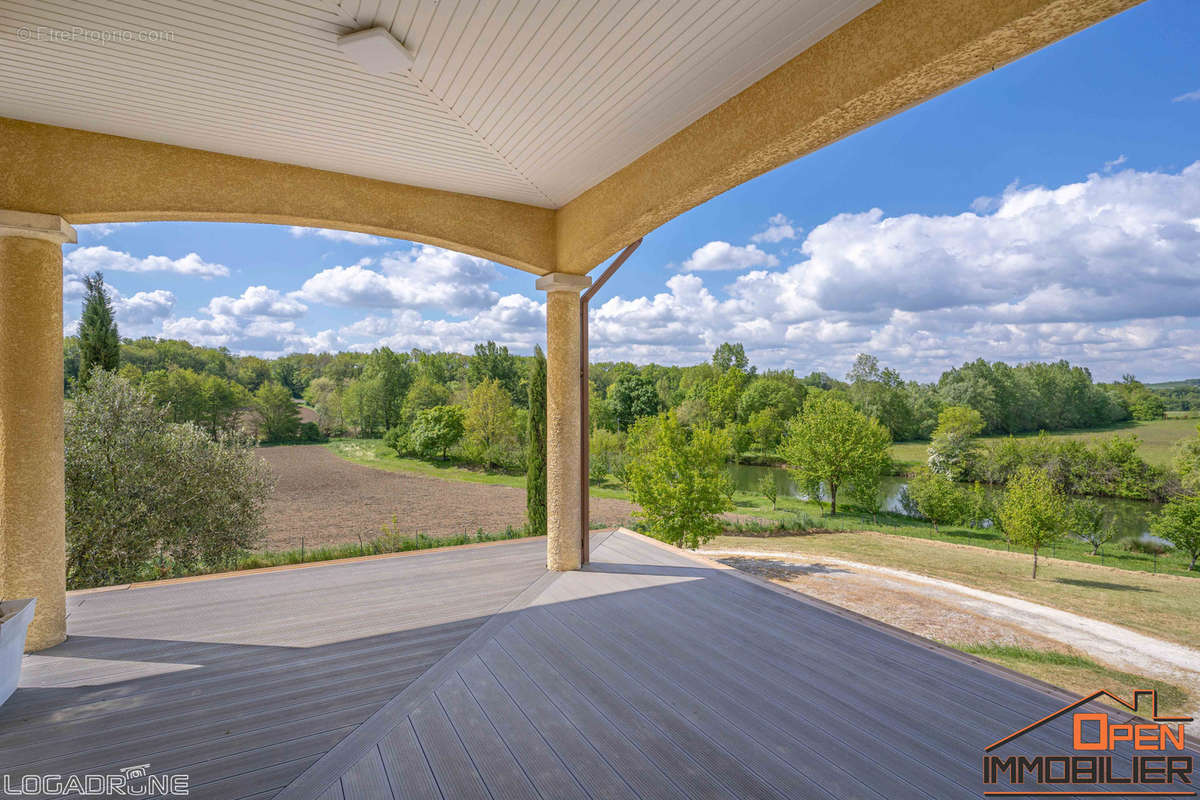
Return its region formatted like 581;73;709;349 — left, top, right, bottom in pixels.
258;445;637;551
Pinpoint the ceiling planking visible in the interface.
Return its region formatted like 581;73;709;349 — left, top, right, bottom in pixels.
1;0;878;208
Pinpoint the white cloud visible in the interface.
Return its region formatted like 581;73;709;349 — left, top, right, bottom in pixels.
336;293;547;354
75;222;142;240
1172;89;1200;103
161;313;309;356
1103;154;1127;172
570;162;1200;380
680;241;778;272
64;245;229;278
750;213;799;243
205;286;307;319
115;290;176;325
295;245;500;313
289;226;388;246
85;163;1200;381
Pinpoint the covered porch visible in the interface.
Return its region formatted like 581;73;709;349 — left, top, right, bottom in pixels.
8;530;1189;799
0;1;1177;796
0;0;1142;652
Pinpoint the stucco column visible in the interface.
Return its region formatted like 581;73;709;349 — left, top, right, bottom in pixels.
0;211;74;652
536;272;591;571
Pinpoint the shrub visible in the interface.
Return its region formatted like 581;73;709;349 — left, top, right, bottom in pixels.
298;421;323;442
906;468;968;533
66;371;274;588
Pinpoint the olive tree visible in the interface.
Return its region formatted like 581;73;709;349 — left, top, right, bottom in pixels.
66;371;274;588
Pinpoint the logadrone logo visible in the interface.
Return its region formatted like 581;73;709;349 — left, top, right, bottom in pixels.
982;689;1195;796
2;763;189;796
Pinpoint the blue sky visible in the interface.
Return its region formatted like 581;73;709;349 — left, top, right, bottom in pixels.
64;0;1200;382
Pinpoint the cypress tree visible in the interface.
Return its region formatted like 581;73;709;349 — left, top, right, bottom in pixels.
526;345;547;537
77;271;119;387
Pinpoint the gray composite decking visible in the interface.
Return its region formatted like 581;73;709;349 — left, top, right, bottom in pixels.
278;530;1199;800
3;530;1195;799
0;538;547;799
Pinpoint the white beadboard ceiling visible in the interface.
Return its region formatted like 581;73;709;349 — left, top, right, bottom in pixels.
0;0;878;208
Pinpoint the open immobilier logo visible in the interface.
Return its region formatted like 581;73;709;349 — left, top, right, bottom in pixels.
982;689;1194;796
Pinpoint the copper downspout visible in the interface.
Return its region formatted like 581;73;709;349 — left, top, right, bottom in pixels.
579;239;642;564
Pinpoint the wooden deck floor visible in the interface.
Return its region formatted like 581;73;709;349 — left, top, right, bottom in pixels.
4;530;1195;799
0;538;547;799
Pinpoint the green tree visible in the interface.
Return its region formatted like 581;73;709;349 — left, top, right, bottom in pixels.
608;373;661;431
849;466;888;522
1151;494;1200;571
527;346;547;536
303;376;346;435
706;367;749;425
470;341;522;402
737;376;805;422
626;413;733;548
403;374;452;420
779;393;891;515
254;381;301;442
363;347;412;431
65;371;273;588
746;408;784;452
906;468;968;533
1000;466;1068;578
144;368;249;438
757;473;778;511
1069;498;1112;556
927;405;986;480
408;405;465;460
77;272;119;387
1173;425;1200;492
711;342;750;374
465;378;519;468
847;354;916;440
342;376;384;436
589;428;625;484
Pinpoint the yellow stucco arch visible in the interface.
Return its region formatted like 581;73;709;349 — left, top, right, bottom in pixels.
0;117;558;276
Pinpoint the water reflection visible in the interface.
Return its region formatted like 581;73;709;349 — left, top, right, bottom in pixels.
726;462;1160;540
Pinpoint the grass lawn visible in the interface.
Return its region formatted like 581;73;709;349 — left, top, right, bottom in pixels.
891;417;1198;470
949;644;1191;716
324;437;1198;578
704;530;1200;647
325;438;631;500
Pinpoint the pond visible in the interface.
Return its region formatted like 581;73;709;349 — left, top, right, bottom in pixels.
726;462;1162;541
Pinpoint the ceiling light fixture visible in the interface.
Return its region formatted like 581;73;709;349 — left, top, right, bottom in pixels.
337;27;413;75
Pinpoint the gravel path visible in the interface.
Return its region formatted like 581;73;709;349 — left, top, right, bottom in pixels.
259;445;637;551
703;547;1200;719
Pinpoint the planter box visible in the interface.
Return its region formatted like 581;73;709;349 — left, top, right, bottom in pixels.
0;597;35;708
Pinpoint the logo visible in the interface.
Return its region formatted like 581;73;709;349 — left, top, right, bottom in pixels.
982;689;1194;796
2;763;188;796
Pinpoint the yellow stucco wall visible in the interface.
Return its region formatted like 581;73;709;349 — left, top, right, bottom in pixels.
0;237;66;651
0;118;557;276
